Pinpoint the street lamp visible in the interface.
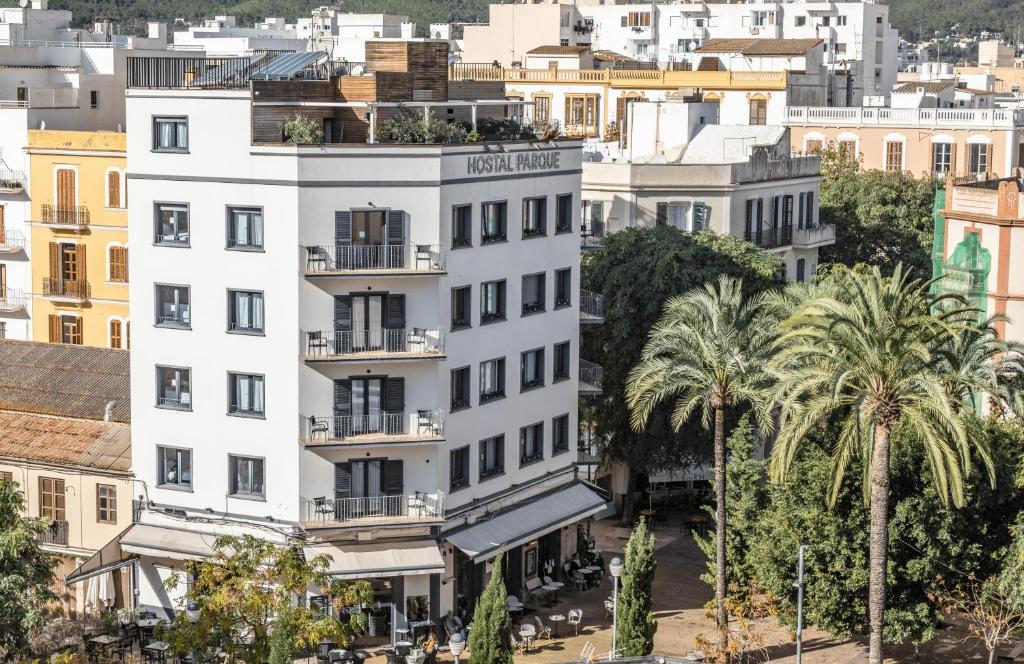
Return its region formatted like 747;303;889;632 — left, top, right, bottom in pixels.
449;632;466;664
609;557;624;661
793;545;809;664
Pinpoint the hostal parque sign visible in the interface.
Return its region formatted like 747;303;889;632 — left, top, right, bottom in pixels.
467;151;561;175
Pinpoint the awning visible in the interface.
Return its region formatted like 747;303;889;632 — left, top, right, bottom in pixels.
66;526;137;585
445;482;607;562
306;539;445;580
66;523;221;585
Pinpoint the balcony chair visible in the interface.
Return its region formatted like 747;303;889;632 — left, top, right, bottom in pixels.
414;244;433;270
307;331;329;356
305;246;329;271
417;410;440;436
509;632;527;655
309;416;329;438
567;609;583;636
312;497;332;518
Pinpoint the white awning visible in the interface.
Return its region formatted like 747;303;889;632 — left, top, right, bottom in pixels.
444;483;607;562
120;524;219;562
306;539;445;580
66;526;137;585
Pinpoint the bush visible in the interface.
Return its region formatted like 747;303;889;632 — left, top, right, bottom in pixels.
375;110;468;144
281;114;324;144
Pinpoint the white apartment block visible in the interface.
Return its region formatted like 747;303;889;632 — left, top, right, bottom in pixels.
463;0;898;103
114;49;605;637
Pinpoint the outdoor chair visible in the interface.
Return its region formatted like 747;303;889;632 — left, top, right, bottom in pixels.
572;572;588;592
507;595;525;616
509;632;527;655
309;416;329;438
578;641;595;664
567;609;583;636
526;577;548;605
307;331;329;356
534;615;552;640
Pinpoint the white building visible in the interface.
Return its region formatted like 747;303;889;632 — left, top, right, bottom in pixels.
582;101;831;281
171;15;308;56
462;0;899;103
100;47;605;635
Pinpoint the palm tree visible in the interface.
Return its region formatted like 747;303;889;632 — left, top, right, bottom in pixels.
934;312;1024;415
625;275;776;649
770;264;992;664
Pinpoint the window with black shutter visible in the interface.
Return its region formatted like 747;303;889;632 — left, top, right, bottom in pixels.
334;461;352;500
656;202;668;226
385;294;406;331
384;459;404;495
385;377;405;416
386;210;405;245
451;366;471;411
335;211;353;245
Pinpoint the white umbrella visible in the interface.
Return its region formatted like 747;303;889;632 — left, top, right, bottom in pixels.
85;575;99;613
98;571;115;608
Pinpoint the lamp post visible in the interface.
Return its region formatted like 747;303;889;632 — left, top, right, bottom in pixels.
449;632;466;664
794;545;809;664
609;556;624;662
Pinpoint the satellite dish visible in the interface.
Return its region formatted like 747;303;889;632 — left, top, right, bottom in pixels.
19;0;29;9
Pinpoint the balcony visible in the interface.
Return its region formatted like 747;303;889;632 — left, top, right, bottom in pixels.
0;166;25;194
793;223;836;248
41;520;69;547
304;410;446;448
303;328;446;363
785;106;1024;129
41;278;90;302
0;229;26;254
627;25;654;41
39;204;90;231
0;289;27;312
580;359;603;396
301;492;445;530
745;224;793;250
580;290;605;324
304;244;446;277
581;220;605;250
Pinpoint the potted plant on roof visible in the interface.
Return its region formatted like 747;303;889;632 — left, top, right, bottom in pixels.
281;114;324;144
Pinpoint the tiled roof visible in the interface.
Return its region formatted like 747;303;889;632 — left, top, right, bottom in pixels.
527;45;591;56
592;50;634;62
695;38;823;56
0;340;130;423
0;411;130;473
892;80;955;94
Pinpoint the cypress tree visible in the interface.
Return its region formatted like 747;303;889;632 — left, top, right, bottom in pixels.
616;516;658;656
468;550;513;664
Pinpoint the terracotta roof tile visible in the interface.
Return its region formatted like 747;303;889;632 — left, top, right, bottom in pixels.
0;411;130;473
892;80;955;94
0;340;129;423
527;45;591;56
695;38;823;56
592;50;634;62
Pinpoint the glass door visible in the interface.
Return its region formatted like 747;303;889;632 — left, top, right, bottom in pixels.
351;378;383;434
352;295;384;351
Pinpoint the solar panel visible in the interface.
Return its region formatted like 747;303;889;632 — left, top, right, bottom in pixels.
190;53;269;87
250;51;326;80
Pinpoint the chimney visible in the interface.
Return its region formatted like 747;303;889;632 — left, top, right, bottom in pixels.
103;400;117;422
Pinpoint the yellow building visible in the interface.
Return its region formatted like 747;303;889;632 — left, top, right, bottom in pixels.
27;130;128;348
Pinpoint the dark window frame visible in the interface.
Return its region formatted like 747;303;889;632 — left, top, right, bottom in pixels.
226;206;265;251
553;340;571;382
227;289;265;335
152;116;189;152
157;445;193;490
555;194;573;233
154;202;190;246
451;365;471;412
552;413;570;455
155;283;191;329
450;445;471;492
554;268;571;308
522;196;547;238
479;357;506;403
452;204;473;249
481;201;508;244
480;279;507;324
519;421;545;467
156;365;192;410
452;285;472;330
229;454;266;499
228;371;266;418
521;272;546;315
479;434;505;480
520;346;545;392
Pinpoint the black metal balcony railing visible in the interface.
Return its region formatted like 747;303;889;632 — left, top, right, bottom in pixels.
580;289;605;323
42;278;90;299
581;220;605;249
745;223;793;249
580;359;604;395
41;520;69;546
41;204;90;227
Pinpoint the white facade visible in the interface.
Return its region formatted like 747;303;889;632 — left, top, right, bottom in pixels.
125;85;593;625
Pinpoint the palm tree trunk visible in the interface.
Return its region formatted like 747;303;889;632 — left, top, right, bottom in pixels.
868;424;892;664
713;406;728;652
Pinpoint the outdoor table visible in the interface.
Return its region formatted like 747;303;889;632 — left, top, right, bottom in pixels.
142;640;171;663
394;640;413;657
548;614;565;638
88;634;119;662
136;618;163;628
518;624;536;653
542;584;560;606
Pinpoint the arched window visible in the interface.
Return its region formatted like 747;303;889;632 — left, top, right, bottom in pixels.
109;318;123;349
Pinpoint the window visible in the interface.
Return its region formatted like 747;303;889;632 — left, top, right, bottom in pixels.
228;290;264;333
931;142;952;175
481;201;507;243
158;446;192;488
837;15;848;26
585;201;604;237
157;366;191;409
451;366;471;411
884;141;903;173
479;434;505;479
795;15;806;26
480;280;506;322
49;314;82;345
108;245;128;282
153;116;188;151
39;477;65;520
450;446;470;491
155;203;189;245
522;197;547;238
229;455;265;497
838;140;857;162
565;95;599;134
553;341;570;381
90;90;99;109
452;205;472;248
835;43;847;54
0;322;5;339
109;319;123;349
156;284;190;328
452;286;472;330
656;202;668;225
519;422;544;466
821;16;830;26
625;11;651;26
796;258;806;283
107;170;122;208
227;207;264;250
533;95;552;125
555;194;573;233
969;143;990;174
805;139;823;153
0;471;12;484
522;273;546;315
552;414;570;454
749;98;767;125
97;484;117;524
555;268;571;308
479;357;506;403
229;373;265;416
521;347;545;390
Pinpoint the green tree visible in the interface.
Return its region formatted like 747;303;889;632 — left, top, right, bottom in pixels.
626;274;776;649
934;313;1024;414
163;535;372;663
0;478;57;660
582;227;781;524
468;551;512;664
770;264;991;664
815;145;939;279
281;114;324;144
616;517;658;656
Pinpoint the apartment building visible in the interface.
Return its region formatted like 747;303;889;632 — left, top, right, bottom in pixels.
786;106;1024;177
0;339;132;618
26;129;128;348
582;101;831;280
70;44;607;638
462;0;898;102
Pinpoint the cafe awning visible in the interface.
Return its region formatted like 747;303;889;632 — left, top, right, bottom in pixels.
65;526;137;585
66;523;221;585
306;539;445;580
444;482;607;562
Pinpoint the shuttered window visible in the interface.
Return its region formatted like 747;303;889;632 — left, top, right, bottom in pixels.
51;315;82;345
110;319;122;349
107;170;121;208
109;245;128;282
56;168;76;211
39;477;65;520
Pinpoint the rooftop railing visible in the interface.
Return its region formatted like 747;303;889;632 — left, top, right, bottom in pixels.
786;106;1024;128
448;64;787;89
